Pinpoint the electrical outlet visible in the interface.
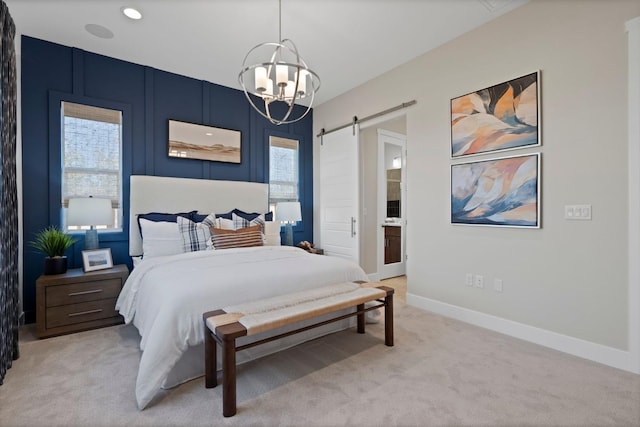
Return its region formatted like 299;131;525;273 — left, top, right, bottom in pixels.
494;278;503;292
465;273;473;287
474;275;484;288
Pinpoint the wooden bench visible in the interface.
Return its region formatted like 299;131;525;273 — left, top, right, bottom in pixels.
203;281;394;417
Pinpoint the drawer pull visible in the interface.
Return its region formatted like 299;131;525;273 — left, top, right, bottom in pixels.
68;289;103;297
68;309;103;317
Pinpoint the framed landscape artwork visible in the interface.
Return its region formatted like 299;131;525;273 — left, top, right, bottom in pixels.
451;153;540;228
451;71;540;158
168;120;241;163
82;248;113;272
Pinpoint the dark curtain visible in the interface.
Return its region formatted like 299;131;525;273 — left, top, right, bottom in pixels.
0;0;17;385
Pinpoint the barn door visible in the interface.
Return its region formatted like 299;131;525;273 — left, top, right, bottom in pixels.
319;125;360;264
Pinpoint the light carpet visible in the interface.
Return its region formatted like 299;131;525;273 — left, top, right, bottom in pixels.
1;305;639;427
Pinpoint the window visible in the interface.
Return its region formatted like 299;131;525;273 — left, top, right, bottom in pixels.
269;136;299;211
61;101;123;232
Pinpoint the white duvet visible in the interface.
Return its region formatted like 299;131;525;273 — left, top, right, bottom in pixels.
116;246;368;409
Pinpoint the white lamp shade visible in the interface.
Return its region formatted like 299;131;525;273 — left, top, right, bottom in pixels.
276;202;302;223
67;198;113;227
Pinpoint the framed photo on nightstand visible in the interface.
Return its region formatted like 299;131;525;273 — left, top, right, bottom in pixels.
82;248;113;272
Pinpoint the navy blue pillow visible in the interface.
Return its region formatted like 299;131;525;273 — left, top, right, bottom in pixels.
192;209;273;222
232;209;274;222
191;211;232;222
137;211;196;233
191;212;210;222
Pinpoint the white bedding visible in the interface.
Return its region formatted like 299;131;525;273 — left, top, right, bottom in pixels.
116;245;368;409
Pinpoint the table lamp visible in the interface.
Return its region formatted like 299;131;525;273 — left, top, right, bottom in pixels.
276;201;301;246
67;197;113;250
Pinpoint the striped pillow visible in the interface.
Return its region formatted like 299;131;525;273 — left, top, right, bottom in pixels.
210;225;263;250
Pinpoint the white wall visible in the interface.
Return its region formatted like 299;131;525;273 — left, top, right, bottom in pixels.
314;0;640;369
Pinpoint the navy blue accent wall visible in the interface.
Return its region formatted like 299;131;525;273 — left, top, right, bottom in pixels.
21;36;314;323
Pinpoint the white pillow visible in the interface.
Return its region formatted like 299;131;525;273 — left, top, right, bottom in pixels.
215;217;235;230
263;221;281;246
139;218;183;258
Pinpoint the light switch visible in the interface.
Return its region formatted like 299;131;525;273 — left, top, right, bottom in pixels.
581;205;591;219
565;204;592;220
565;206;574;218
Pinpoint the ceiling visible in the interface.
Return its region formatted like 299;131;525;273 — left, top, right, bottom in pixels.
6;0;527;106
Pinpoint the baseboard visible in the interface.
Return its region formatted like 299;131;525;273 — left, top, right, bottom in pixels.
407;292;637;374
368;272;380;282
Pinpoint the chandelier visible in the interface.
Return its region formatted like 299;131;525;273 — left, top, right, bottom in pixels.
238;0;320;125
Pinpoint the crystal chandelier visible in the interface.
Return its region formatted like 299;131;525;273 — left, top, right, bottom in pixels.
238;0;320;125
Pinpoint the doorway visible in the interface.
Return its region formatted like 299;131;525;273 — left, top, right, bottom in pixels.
377;129;406;279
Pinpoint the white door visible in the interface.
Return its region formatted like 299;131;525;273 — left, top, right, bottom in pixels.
377;129;407;279
319;125;360;264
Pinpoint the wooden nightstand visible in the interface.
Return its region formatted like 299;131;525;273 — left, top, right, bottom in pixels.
36;264;129;338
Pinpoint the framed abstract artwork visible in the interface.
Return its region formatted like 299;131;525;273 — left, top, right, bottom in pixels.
168;120;241;163
451;71;540;158
451;153;540;228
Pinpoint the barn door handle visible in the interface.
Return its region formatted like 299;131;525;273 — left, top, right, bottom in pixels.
351;217;357;237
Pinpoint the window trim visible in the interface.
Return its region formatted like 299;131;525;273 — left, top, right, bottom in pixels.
61;101;123;233
48;92;132;243
269;136;300;204
266;130;306;234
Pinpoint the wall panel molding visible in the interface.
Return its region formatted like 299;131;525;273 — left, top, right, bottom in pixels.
20;35;314;322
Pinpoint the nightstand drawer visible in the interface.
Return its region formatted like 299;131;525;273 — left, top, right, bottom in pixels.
46;298;120;329
46;278;122;307
36;264;129;338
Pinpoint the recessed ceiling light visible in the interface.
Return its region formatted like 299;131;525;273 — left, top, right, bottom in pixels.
205;132;213;136
85;24;114;39
122;7;143;20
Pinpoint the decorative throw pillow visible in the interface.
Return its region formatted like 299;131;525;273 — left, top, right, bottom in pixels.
177;216;211;252
233;209;273;222
215;217;235;230
263;221;281;246
232;212;265;234
137;211;196;233
192;211;235;222
210;225;263;250
139;218;183;258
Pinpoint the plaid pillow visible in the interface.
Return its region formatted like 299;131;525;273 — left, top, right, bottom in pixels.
232;212;265;234
210;225;264;250
177;216;211;252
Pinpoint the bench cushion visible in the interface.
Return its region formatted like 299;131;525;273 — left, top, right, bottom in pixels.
206;282;386;336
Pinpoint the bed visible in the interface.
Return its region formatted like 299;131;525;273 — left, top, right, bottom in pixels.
116;175;369;409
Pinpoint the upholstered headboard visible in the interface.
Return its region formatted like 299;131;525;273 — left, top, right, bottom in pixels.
129;175;269;256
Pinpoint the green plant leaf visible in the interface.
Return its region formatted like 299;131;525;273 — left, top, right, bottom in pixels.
30;226;77;257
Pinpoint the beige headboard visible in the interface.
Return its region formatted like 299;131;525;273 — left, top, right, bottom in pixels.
129;175;269;256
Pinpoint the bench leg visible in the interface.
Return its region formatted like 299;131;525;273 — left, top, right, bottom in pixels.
384;293;394;347
204;326;217;388
357;303;365;334
222;336;238;417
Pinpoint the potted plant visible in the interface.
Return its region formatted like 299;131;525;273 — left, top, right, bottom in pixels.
31;226;76;275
